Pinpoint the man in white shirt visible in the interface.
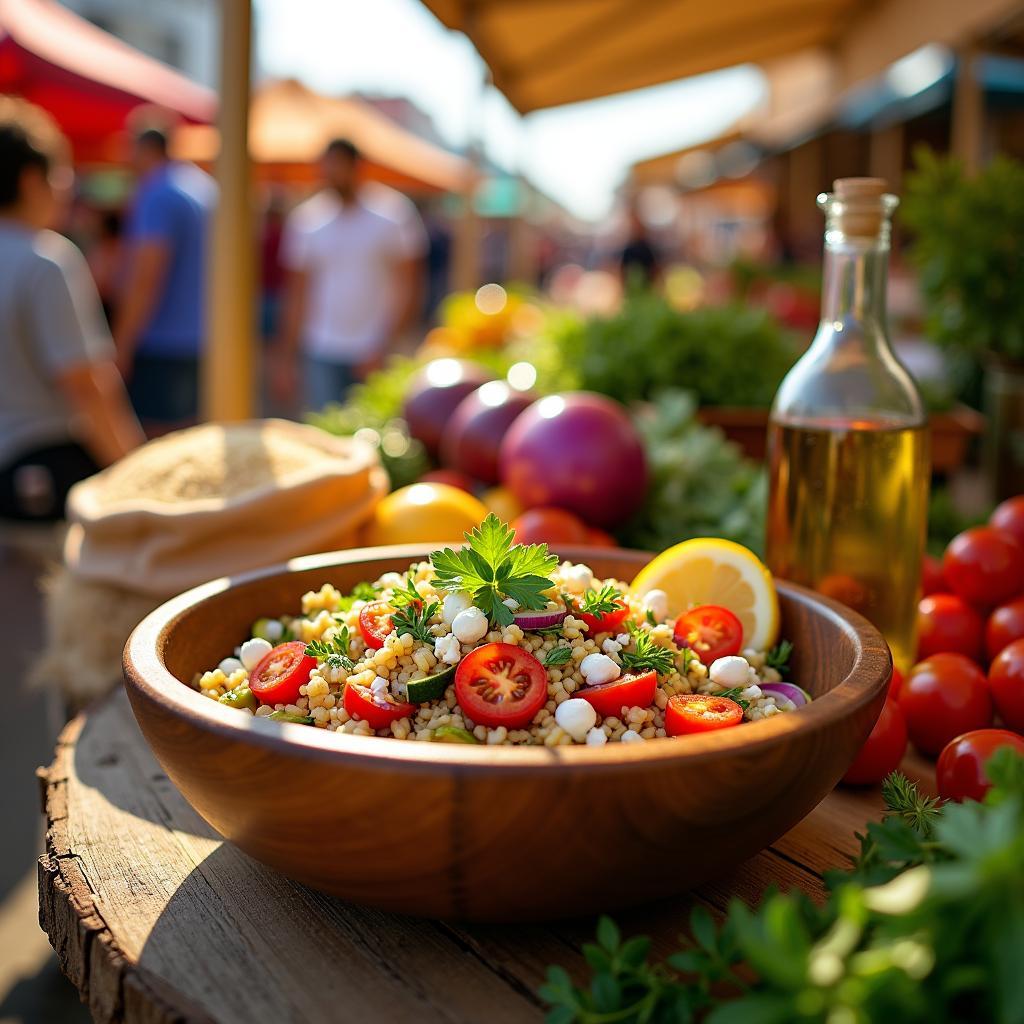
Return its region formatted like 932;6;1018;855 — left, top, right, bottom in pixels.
273;138;426;411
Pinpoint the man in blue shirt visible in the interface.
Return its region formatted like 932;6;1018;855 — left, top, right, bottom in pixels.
114;128;215;429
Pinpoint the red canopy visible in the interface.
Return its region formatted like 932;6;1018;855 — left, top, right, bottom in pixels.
0;0;215;162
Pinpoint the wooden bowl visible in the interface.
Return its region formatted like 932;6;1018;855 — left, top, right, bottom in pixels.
124;545;890;922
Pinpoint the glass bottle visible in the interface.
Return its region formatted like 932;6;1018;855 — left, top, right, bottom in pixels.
765;178;930;673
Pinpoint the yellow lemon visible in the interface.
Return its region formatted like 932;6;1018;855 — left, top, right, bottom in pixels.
630;538;779;651
366;483;487;546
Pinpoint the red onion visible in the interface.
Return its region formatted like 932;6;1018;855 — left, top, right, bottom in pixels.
513;606;568;630
760;682;812;707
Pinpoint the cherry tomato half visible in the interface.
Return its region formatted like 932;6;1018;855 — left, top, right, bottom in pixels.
665;693;744;736
577;600;630;637
343;684;415;731
991;495;1024;548
842;700;908;786
455;642;547;729
921;554;948;596
673;605;744;665
511;507;588;546
989;638;1024;733
577;670;657;719
937;728;1024;802
916;593;984;662
249;641;316;706
943;526;1024;609
898;653;992;756
359;601;394;650
986;597;1024;663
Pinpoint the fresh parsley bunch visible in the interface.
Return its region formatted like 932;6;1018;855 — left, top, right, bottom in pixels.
541;748;1024;1024
304;628;355;671
388;572;439;645
431;515;558;627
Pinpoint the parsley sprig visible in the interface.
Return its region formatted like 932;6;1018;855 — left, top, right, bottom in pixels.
620;623;676;677
388;573;439;644
305;627;355;671
430;515;557;627
714;685;750;711
765;639;794;676
543;645;574;668
577;583;624;617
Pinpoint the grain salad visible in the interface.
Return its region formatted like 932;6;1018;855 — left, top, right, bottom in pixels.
194;516;807;745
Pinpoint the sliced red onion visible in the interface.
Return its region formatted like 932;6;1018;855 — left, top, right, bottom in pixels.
513;606;568;630
761;682;812;707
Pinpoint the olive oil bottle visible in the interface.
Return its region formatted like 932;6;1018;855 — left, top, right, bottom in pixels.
765;179;929;672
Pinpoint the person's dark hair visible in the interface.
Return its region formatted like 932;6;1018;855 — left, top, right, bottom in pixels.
324;137;359;162
135;127;169;157
0;96;67;208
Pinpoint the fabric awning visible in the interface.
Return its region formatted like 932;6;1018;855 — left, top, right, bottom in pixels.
0;0;215;162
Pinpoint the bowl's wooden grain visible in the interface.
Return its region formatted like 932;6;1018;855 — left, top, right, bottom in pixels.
123;545;891;922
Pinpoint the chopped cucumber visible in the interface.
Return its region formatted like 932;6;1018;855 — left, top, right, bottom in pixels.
267;711;314;725
432;725;478;744
406;665;456;704
219;686;257;710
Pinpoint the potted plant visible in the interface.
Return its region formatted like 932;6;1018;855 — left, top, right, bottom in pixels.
903;149;1024;498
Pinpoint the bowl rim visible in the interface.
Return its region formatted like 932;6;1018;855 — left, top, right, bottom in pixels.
123;544;892;775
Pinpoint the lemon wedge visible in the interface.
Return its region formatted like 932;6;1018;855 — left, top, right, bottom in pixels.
631;538;779;651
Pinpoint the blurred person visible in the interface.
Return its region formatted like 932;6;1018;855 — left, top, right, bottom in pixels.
86;207;124;324
618;201;661;289
273;138;426;410
0;97;143;521
260;187;288;340
114;127;215;430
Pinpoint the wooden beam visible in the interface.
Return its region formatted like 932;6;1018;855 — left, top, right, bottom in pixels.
202;0;254;422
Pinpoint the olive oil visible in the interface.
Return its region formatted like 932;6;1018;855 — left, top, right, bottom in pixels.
766;419;929;671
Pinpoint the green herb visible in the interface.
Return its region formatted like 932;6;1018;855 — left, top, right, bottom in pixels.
430;514;557;627
389;573;424;609
336;581;379;613
577;583;623;617
541;747;1024;1024
764;639;794;676
620;624;675;677
679;646;701;674
645;608;658;627
392;598;439;645
543;646;574;668
713;686;750;711
304;628;355;671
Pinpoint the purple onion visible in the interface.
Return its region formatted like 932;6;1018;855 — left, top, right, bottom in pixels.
761;682;812;707
513;607;568;630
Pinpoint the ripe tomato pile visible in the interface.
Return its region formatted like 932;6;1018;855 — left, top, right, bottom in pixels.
843;495;1024;802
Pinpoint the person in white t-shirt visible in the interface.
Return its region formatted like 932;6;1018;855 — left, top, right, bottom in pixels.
273;138;426;411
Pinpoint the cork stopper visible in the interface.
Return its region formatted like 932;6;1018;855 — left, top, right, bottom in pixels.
830;177;890;237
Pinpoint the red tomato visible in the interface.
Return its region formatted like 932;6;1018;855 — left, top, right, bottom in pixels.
937;728;1024;802
842;700;908;785
359;601;394;650
455;642;548;729
577;601;630;637
249;641;316;706
898;653;992;756
511;507;589;546
986;597;1024;662
888;666;904;700
991;495;1024;548
343;684;415;731
586;526;618;548
577;671;657;718
921;554;948;596
942;526;1024;609
989;638;1024;733
916;593;984;661
673;605;744;665
665;693;744;735
419;468;478;493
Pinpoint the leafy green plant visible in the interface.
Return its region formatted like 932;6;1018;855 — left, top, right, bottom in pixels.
541;748;1024;1024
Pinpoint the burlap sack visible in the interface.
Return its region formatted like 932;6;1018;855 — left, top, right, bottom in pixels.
64;419;388;596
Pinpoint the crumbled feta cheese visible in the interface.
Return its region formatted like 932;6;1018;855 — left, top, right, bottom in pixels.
239;637;273;672
620;729;645;743
580;652;621;686
561;563;594;594
433;633;462;665
740;683;763;701
642;589;669;622
585;727;608;746
370;675;390;697
615;633;631;646
502;597;520;611
709;655;752;688
452;606;489;644
555;698;597;741
218;657;244;675
602;637;623;655
442;591;473;624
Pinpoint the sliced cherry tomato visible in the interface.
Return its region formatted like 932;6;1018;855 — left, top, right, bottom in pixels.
898;653;992;756
665;693;744;736
577;670;657;719
343;684;415;731
986;597;1024;662
577;600;630;637
359;600;394;650
673;605;743;665
249;641;316;706
991;496;1024;548
937;728;1024;802
943;526;1024;609
455;642;547;729
916;593;984;661
921;554;948;596
888;666;904;701
989;638;1024;733
842;699;908;785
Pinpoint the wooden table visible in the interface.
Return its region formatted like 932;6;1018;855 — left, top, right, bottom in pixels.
38;691;931;1024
